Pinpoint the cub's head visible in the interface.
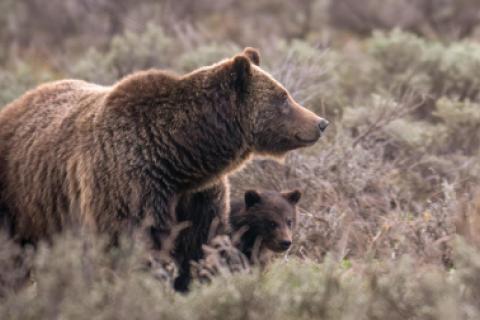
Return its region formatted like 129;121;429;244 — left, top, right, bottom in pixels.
228;48;329;156
239;189;301;252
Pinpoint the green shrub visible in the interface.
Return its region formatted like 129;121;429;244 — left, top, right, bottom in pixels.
0;62;55;107
369;30;480;102
70;23;177;84
176;44;239;72
1;233;480;320
433;98;480;154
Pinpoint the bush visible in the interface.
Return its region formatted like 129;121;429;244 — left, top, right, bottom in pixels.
176;44;239;72
0;62;55;107
329;0;480;40
70;23;177;84
1;232;480;320
368;30;480;102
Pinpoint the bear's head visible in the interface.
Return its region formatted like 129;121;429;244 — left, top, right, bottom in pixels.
239;189;301;252
230;48;329;156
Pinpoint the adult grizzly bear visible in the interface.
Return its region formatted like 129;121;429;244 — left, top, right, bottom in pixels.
0;47;328;272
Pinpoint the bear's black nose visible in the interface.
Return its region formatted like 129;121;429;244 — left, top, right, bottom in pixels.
280;240;292;249
318;119;329;132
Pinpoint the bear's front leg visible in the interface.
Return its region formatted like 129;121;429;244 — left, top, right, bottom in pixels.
143;191;180;252
173;178;229;292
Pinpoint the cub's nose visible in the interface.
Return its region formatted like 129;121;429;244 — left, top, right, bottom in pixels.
318;119;329;132
279;240;292;250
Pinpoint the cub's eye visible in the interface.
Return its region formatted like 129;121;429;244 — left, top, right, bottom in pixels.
268;221;278;229
286;219;293;228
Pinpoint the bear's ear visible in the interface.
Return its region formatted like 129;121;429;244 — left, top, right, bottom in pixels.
283;190;302;205
244;190;261;208
243;47;261;66
232;54;252;96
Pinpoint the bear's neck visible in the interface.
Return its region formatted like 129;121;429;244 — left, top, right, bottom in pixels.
106;70;253;191
174;84;252;189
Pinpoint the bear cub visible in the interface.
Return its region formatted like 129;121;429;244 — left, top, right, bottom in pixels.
229;189;301;265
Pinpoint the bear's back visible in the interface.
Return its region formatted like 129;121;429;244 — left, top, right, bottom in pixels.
0;79;108;127
0;79;109;154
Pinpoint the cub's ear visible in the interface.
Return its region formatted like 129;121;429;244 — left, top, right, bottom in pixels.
283;190;302;205
243;47;260;66
233;54;252;95
244;190;261;208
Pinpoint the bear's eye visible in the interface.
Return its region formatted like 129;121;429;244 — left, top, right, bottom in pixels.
268;221;278;229
286;219;293;228
280;91;288;100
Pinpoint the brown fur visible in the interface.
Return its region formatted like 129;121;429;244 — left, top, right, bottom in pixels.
172;177;230;291
0;48;327;287
229;190;301;265
170;48;328;291
170;48;266;291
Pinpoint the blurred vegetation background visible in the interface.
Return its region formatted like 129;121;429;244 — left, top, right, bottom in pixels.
2;0;480;319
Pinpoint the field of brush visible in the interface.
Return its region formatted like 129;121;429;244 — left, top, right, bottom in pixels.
1;1;480;319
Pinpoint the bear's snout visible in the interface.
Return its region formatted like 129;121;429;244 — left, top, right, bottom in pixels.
288;101;329;148
279;240;292;250
294;116;327;145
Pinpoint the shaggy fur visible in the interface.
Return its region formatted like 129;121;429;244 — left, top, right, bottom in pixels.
173;177;230;291
230;190;301;265
0;47;327;286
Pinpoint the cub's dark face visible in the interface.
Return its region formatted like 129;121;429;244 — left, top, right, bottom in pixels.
242;189;301;253
229;48;329;156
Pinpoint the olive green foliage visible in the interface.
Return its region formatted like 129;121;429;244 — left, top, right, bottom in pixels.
1;1;480;318
1;233;480;320
0;62;55;106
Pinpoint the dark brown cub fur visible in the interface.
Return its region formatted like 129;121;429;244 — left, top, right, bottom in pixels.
173;178;229;292
230;190;301;264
